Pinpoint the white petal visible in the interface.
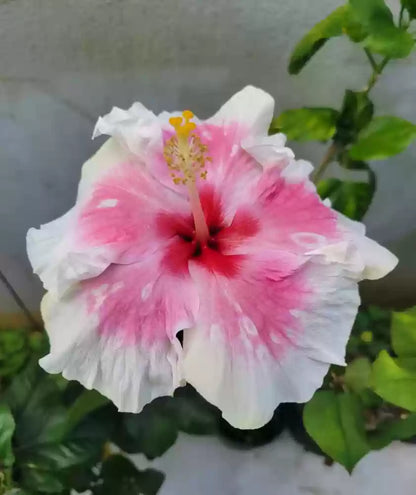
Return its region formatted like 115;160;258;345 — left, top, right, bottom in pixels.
336;211;366;236
184;323;334;429
207;86;275;136
354;235;398;280
281;159;314;183
93;102;162;157
290;258;360;366
241;133;295;168
26;208;111;295
336;212;398;280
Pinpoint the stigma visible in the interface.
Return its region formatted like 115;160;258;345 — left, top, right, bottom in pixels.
164;110;210;185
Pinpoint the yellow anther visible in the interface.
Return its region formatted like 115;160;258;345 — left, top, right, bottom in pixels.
182;110;194;120
169;116;183;129
163;109;210;187
177;121;196;137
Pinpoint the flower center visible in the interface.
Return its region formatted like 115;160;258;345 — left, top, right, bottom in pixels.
164;110;211;244
178;223;223;258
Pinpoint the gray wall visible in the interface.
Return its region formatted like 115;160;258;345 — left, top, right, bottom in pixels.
0;0;415;312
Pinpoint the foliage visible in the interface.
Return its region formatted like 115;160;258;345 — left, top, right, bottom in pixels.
304;391;370;473
3;307;416;489
277;0;416;221
0;329;224;494
282;1;416;471
304;306;416;471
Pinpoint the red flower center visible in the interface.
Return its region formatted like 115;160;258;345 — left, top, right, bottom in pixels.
158;186;259;278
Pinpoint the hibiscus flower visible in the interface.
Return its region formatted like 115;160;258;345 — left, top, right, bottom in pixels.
27;86;397;429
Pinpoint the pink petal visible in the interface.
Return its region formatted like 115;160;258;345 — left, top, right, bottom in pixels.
248;167;339;253
28;149;188;294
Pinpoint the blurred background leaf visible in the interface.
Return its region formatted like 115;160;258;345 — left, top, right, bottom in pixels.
402;0;416;19
288;5;349;74
0;404;15;469
317;177;375;221
271;108;339;141
349;0;414;58
334;90;374;146
113;398;178;459
391;307;416;356
350;116;416;160
92;455;164;495
372;350;416;411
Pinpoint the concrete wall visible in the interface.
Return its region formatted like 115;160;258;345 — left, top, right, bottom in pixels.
0;0;415;316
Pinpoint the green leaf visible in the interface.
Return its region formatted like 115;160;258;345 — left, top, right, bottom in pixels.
114;398;178;459
28;331;48;355
343;14;368;43
349;0;415;58
335;90;374;145
0;329;29;377
350;116;416;160
345;358;372;394
303;390;370;472
289;6;349;74
64;389;109;434
0;329;26;355
402;0;416;19
344;357;381;407
370;413;416;449
6;361;111;494
0;404;15;468
271;108;339;141
19;466;65;494
372;350;416;410
317;178;374;220
3;359;43;414
391;307;416;357
93;455;164;495
169;386;220;435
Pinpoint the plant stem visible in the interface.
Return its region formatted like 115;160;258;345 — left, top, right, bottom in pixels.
314;51;390;185
364;48;378;72
312;143;338;184
0;269;42;331
365;56;389;94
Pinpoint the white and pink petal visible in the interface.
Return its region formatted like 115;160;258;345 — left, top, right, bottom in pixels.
182;252;359;429
27;153;189;295
40;251;198;412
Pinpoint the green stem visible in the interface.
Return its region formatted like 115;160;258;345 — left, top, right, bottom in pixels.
312;143;338;184
314;51;389;185
365;56;389;94
364;48;378;72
